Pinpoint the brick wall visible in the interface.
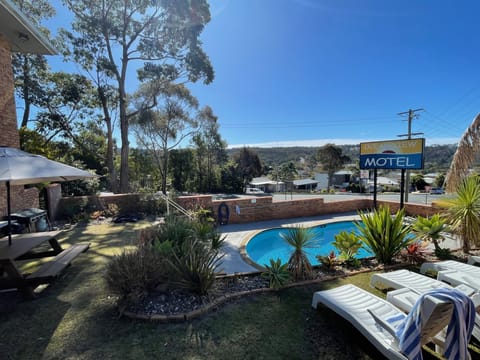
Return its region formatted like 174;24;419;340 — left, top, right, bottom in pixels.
0;35;20;148
50;192;444;223
0;35;37;217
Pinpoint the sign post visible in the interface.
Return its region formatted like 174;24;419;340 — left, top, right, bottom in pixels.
359;138;425;209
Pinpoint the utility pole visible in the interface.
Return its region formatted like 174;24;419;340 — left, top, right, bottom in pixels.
397;108;424;203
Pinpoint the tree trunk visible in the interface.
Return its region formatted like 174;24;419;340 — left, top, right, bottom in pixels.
118;88;129;193
98;86;117;193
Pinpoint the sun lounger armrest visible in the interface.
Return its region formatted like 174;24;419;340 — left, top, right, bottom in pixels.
367;308;399;339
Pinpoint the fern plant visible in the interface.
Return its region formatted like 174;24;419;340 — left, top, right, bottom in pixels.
355;206;412;264
261;258;290;289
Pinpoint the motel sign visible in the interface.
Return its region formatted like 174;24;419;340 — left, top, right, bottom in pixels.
359;138;425;170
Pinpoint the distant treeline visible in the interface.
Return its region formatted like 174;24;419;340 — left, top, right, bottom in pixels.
227;144;459;173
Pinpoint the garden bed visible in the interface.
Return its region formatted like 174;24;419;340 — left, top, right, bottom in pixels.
123;249;480;322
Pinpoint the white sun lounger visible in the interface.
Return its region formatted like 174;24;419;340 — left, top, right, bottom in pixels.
420;260;480;277
436;270;480;290
312;284;473;360
468;255;480;266
371;269;480;341
370;269;457;294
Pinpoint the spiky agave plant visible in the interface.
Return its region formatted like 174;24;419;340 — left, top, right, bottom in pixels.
437;175;480;253
280;226;316;281
355;206;412;264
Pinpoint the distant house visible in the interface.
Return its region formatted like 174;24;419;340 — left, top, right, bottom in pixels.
293;179;319;191
314;170;352;190
249;177;285;193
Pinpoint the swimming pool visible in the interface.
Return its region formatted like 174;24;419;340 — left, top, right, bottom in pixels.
245;221;372;267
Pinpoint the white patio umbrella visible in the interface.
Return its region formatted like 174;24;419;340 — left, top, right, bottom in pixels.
0;147;97;245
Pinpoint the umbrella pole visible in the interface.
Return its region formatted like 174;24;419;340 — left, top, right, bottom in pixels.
6;181;11;246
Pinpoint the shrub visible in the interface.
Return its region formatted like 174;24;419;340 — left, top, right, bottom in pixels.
281;226;316;281
316;251;338;270
356;206;412;264
400;243;427;264
332;230;363;267
434;247;452;260
411;214;447;252
104;245;167;313
261;258;290;289
168;238;224;295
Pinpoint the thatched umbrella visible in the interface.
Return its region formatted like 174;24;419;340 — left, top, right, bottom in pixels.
445;113;480;192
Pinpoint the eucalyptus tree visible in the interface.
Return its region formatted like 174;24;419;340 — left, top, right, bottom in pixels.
316;143;350;189
60;28;120;192
191;106;227;192
233;147;263;191
63;0;214;193
34;72;100;150
11;0;55;128
131;82;200;194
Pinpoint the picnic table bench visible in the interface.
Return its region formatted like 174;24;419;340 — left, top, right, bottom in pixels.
0;230;90;298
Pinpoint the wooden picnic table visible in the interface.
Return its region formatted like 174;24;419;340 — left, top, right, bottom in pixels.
0;230;89;298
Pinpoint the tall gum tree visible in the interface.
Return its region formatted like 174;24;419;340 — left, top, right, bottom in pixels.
63;0;214;193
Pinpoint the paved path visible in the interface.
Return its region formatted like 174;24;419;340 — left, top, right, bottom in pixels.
218;212;462;275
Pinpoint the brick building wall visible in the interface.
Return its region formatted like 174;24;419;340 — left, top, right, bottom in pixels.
0;35;39;217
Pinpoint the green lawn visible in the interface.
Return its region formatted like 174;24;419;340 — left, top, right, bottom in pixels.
0;221;475;359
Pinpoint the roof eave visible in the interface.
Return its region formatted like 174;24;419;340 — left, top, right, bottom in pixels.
0;0;57;55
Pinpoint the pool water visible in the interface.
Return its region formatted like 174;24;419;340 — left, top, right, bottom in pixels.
245;221;372;267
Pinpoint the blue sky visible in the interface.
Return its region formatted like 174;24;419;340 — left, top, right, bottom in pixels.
44;0;480;148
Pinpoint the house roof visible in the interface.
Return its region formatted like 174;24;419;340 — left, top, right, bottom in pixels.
293;179;318;186
250;177;284;186
0;0;56;54
368;177;399;186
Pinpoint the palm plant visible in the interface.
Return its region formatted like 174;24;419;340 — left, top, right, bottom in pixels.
437;175;480;253
280;226;316;281
355;206;412;264
411;214;447;252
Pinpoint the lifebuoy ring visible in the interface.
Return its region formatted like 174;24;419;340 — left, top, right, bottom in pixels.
218;202;230;225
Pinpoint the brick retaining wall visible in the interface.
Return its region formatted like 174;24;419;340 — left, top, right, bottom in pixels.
52;192;443;223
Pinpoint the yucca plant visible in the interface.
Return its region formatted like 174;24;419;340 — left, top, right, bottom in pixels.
437;175;480;253
281;226;316;281
261;258;290;289
411;214;447;252
355;206;412;264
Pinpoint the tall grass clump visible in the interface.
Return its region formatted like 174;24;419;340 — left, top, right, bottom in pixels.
104;245;166;313
356;206;412;264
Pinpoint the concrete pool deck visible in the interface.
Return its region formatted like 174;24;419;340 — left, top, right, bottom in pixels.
218;212;463;275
